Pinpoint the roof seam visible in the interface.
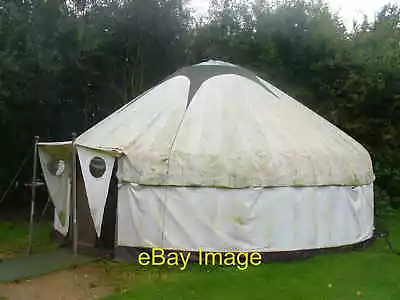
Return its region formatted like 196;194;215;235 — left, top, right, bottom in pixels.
164;88;192;184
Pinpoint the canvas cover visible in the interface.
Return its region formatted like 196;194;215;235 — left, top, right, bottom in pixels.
77;146;115;237
117;183;374;252
76;61;374;188
38;142;72;236
37;60;375;253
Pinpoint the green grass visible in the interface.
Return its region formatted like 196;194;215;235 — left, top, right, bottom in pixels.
103;215;400;300
0;220;55;258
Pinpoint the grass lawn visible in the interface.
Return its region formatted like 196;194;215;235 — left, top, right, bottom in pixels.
0;220;55;258
104;215;400;300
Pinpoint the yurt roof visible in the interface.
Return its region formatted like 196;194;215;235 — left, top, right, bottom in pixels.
76;60;374;188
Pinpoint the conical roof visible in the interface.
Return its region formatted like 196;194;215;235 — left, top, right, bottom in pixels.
76;60;374;188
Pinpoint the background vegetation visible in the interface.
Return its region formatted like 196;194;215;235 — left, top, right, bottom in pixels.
1;0;399;215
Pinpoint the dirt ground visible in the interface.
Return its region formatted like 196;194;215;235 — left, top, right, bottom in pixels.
0;266;114;300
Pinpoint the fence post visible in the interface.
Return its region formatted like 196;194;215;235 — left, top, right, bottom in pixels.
27;136;39;255
72;133;78;256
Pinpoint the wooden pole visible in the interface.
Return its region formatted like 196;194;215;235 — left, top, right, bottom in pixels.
27;136;39;255
72;133;78;256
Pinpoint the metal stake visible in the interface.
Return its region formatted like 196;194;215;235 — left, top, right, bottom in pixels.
27;136;39;255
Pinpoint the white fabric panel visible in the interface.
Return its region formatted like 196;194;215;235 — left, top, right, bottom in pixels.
117;184;165;248
53;207;69;236
117;183;374;252
77;146;115;237
38;147;71;236
38;141;72;147
77;76;190;184
167;74;373;187
72;61;374;188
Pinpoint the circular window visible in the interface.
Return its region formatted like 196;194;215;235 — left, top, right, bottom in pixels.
89;156;106;178
47;160;66;176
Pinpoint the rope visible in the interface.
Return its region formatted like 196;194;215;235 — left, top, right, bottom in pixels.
40;196;52;220
0;150;31;206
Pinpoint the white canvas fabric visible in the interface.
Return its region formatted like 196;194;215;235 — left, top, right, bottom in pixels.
77;146;115;237
53;207;69;236
117;183;374;252
38;143;72;236
37;61;375;253
75;61;374;188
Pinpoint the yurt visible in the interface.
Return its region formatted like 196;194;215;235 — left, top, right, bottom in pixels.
38;60;375;260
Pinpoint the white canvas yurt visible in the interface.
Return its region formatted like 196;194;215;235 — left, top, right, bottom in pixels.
38;60;375;259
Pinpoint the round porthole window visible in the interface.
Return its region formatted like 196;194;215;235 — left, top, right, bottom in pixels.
89;156;106;178
47;160;66;176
